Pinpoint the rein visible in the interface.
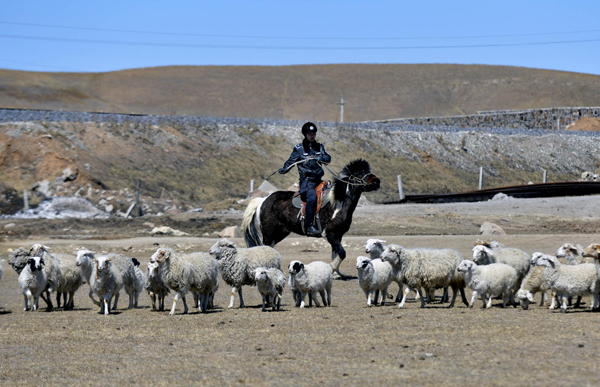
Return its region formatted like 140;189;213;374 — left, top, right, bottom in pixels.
266;158;373;188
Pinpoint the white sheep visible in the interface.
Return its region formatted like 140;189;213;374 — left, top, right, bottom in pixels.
532;252;600;313
145;261;171;311
29;244;65;311
151;248;219;315
380;245;463;308
18;256;48;311
254;267;286;311
365;238;419;302
55;256;85;310
288;260;333;308
457;260;518;308
209;238;281;309
76;250;102;307
90;255;124;315
472;245;530;291
356;256;393;307
515;265;557;310
556;243;592;307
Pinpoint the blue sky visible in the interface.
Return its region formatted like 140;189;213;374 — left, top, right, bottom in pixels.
1;0;600;74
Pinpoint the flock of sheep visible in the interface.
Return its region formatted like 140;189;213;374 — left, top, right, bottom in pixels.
2;237;600;314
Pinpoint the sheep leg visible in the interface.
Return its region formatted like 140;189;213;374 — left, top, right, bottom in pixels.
89;289;101;307
26;290;34;311
300;292;307;308
593;294;599;310
549;291;558;309
23;294;30;311
228;287;237;309
419;290;427;308
413;288;421;301
169;292;182;315
112;292;120;310
448;286;458;308
150;292;157;311
380;288;388;306
182;295;189;314
40;291;53;311
319;290;327;306
367;292;373;307
238;287;245;308
312;292;321;307
560;295;568;313
398;286;412;308
428;288;435;303
103;293;112;315
56;292;61;308
33;294;40;311
442;287;449;303
538;292;545;307
394;285;403;302
574;296;582;308
326;289;331;306
486;294;494;309
469;290;478;308
373;290;380;306
261;295;267;312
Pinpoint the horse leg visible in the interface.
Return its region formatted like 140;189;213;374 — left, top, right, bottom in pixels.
326;234;347;280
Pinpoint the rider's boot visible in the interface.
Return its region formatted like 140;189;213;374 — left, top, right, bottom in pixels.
305;222;321;237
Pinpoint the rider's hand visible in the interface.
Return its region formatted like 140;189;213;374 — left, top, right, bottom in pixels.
278;168;287;174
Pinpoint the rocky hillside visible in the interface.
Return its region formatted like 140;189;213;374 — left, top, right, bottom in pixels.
2;64;600;122
1;115;599;216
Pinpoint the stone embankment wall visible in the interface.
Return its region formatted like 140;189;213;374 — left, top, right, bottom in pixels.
371;107;600;130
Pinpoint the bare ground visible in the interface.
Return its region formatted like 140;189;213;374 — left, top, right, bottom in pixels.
1;196;600;386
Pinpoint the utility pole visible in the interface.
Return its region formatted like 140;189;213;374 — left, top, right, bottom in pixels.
336;94;345;123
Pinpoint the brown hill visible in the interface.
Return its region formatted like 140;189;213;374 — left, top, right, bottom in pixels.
2;64;600;121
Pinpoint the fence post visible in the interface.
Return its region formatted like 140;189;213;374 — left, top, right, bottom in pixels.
397;175;404;201
250;180;254;196
136;179;143;217
23;189;29;210
478;167;483;190
542;169;547;183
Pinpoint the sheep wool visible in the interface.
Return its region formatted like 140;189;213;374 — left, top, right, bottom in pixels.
145;261;171;311
254;267;286;311
90;255;124;315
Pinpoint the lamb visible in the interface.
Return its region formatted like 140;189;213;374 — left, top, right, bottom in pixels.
145;261;171;311
531;252;600;313
457;260;518;308
515;265;557;310
556;243;592;307
151;248;219;315
472;245;530;290
288;260;333;308
380;245;464;308
29;244;65;311
18;256;48;311
209;238;281;309
254;267;286;311
356;256;393;307
90;255;124;315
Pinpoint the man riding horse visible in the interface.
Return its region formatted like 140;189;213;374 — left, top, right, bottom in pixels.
278;122;331;237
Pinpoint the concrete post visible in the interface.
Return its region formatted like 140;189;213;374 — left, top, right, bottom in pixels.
397;175;404;201
542;169;547;183
23;189;29;210
479;167;483;190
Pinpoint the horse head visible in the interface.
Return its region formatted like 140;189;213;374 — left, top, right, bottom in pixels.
338;159;380;192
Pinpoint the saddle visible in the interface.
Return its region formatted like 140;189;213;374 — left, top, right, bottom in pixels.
291;181;332;217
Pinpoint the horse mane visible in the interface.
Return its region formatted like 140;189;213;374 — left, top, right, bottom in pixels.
328;159;371;203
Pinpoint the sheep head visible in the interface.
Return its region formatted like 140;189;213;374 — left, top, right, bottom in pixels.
29;244;50;257
254;268;268;282
356;256;371;271
457;259;476;273
556;243;584;262
288;260;304;275
8;247;30;273
472;245;493;264
209;239;236;258
76;250;95;267
380;244;402;264
147;261;160;278
365;239;386;254
95;256;112;272
531;253;557;268
583;244;600;260
27;257;45;272
151;248;172;264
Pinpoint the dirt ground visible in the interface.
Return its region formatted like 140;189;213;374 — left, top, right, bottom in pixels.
1;196;600;386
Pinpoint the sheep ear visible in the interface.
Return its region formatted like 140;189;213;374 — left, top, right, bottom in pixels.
40;258;45;266
27;258;33;264
548;259;555;268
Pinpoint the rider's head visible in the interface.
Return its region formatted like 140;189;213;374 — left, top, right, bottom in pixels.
301;122;318;142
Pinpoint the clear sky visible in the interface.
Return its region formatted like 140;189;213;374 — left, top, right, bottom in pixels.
1;0;599;75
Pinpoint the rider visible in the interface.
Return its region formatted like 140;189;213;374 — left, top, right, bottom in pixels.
279;122;331;237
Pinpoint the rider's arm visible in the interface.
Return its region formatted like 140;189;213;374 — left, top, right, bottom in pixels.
316;143;331;165
279;147;301;174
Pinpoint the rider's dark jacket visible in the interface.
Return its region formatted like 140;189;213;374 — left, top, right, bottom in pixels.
282;139;331;182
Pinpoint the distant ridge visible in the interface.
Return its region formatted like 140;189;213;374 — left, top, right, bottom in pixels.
1;64;600;121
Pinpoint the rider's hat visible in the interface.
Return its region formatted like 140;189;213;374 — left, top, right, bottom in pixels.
301;122;318;135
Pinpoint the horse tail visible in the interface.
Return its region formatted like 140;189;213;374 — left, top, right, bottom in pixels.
242;196;266;247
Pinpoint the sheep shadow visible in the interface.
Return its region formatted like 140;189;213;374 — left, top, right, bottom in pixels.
0;309;12;315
